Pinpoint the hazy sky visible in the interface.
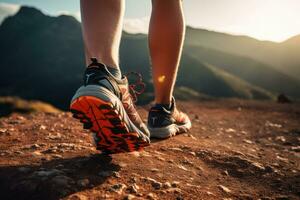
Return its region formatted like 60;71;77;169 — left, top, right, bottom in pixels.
0;0;300;42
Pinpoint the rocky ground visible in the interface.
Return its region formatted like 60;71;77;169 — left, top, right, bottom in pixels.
0;99;299;200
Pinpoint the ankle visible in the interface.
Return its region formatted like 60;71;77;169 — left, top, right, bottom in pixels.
154;97;172;106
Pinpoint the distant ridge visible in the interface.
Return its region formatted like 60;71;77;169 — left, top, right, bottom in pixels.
185;27;300;80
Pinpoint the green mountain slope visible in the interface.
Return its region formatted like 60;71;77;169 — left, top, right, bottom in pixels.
185;45;300;97
185;27;300;80
0;7;85;108
178;54;274;100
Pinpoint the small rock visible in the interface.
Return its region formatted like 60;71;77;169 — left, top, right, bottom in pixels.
144;177;162;190
33;169;62;177
152;182;162;190
187;134;197;140
177;165;188;171
275;136;286;143
169;147;183;152
151;168;159;172
276;156;289;163
55;164;64;168
52;154;63;159
222;170;229;176
273;162;280;167
265;121;282;128
77;178;89;187
189;152;196;156
218;185;231;193
31;144;40;149
129;151;140;157
98;170;113;177
143;177;156;183
225;128;236;133
51;175;72;187
163;182;172;189
40;125;47;130
251;162;265;170
243;139;253;144
166;188;182;194
127;183;139;194
206;191;215;196
109;183;126;194
182;159;193;166
171;181;180;188
112;171;120;178
48;133;62;140
146;193;156;200
32;151;42;156
43;148;57;153
129;177;137;183
0;128;7;134
140;151;152;157
119;162;128;168
155;155;165;161
15;150;24;155
291;146;300;152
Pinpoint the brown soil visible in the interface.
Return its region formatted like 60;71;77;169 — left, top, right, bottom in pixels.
0;99;299;200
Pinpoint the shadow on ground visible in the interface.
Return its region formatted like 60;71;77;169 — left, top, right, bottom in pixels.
0;154;120;200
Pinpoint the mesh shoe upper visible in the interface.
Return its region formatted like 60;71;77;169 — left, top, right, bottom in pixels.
83;58;150;137
148;97;190;128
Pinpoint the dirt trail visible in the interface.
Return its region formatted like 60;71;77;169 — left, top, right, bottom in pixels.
0;100;299;200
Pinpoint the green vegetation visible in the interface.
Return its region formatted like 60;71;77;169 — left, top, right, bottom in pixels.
0;96;60;117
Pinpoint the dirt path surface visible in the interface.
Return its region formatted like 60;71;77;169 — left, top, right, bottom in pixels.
0;100;299;200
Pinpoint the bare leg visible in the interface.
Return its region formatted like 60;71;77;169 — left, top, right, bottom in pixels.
80;0;124;68
149;0;185;104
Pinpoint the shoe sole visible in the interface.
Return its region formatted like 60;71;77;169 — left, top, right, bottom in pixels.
148;121;192;139
70;95;149;154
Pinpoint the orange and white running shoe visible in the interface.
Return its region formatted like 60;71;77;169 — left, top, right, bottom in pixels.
70;58;150;154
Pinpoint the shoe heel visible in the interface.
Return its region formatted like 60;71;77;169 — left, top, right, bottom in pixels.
70;95;149;154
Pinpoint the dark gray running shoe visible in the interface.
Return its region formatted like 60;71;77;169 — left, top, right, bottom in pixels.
147;98;191;138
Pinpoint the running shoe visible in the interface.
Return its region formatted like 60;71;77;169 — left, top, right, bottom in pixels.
70;58;150;154
147;97;191;138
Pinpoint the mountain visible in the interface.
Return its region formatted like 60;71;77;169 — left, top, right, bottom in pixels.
0;6;299;109
185;45;300;97
185;27;300;80
0;7;85;109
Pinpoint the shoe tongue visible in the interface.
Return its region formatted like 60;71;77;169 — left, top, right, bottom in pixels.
155;103;172;110
153;97;176;112
153;102;174;113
